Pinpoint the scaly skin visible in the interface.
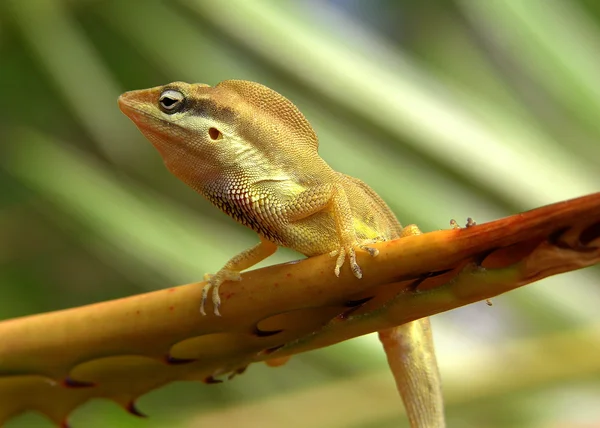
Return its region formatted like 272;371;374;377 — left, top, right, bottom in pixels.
118;80;444;427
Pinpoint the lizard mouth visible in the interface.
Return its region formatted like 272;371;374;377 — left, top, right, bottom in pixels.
118;93;170;135
118;92;190;158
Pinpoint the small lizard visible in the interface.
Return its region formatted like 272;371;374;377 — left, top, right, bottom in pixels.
118;80;444;427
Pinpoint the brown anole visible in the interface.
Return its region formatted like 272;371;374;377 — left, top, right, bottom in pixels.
119;80;445;427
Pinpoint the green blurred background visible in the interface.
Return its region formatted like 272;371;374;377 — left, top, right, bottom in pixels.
1;0;599;426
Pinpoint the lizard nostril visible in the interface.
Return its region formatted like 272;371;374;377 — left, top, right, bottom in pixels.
208;127;222;140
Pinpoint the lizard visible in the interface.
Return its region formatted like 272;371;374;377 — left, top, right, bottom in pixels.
118;80;445;427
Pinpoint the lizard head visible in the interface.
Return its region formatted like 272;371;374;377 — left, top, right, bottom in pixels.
118;80;320;190
118;81;236;180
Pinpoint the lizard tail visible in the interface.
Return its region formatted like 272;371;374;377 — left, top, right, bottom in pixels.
378;318;445;428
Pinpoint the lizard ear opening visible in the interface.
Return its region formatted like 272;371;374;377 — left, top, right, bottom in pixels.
208;127;223;141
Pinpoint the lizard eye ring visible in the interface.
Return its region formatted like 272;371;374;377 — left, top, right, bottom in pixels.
159;90;185;113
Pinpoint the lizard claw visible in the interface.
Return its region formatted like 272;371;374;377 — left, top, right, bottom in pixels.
200;270;242;316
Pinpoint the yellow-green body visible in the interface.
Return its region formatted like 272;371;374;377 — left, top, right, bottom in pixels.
119;80;445;427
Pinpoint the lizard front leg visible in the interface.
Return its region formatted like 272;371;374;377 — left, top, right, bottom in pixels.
202;237;277;316
285;183;378;278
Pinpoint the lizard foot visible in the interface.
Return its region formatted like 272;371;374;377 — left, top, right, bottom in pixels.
329;241;380;279
201;269;242;316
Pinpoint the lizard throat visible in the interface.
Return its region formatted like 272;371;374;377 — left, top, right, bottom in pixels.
203;188;285;245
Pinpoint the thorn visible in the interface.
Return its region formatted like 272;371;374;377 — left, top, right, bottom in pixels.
407;277;426;292
475;248;497;266
580;221;600;246
227;366;248;380
62;377;94;388
425;268;454;278
263;344;284;354
164;355;196;365
338;306;362;319
126;400;147;418
203;375;223;384
265;356;291;367
254;327;283;337
548;226;569;247
344;296;373;307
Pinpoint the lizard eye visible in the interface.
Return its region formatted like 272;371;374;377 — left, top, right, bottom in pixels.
159;90;185;113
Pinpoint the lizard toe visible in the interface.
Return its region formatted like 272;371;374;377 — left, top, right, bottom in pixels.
212;284;222;317
333;247;345;277
360;245;379;257
333;246;363;279
348;247;363;279
200;282;214;316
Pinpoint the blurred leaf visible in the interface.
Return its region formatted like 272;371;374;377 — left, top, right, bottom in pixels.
1;0;600;426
